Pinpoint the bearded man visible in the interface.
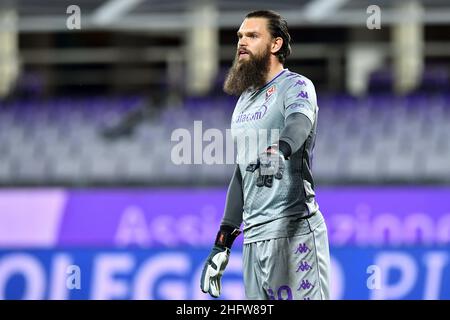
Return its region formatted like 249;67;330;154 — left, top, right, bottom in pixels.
200;10;331;300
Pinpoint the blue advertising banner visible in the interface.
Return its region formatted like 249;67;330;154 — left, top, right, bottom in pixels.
1;247;449;300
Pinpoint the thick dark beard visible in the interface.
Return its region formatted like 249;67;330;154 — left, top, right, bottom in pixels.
223;47;271;96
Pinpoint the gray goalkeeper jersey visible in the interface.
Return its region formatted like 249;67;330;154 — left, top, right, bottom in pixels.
230;69;320;244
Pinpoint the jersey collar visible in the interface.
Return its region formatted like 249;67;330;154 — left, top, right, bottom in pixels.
253;68;288;94
244;68;288;97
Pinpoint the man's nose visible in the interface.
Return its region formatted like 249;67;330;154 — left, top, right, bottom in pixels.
238;37;248;47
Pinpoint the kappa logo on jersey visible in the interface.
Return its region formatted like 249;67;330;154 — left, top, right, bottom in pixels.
297;91;309;99
294;79;307;87
265;85;276;100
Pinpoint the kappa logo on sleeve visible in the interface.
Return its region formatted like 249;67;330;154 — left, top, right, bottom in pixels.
294;79;307;87
297;91;309;99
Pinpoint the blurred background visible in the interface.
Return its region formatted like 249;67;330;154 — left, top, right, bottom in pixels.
0;0;450;300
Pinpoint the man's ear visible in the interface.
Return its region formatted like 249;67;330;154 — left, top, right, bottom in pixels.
271;37;283;55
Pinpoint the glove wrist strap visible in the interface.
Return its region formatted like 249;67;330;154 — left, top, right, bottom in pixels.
268;141;291;160
215;225;241;249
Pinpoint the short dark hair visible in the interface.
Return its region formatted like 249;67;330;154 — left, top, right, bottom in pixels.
245;10;292;64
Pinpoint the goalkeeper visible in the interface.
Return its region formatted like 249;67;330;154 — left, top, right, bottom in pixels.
201;10;330;300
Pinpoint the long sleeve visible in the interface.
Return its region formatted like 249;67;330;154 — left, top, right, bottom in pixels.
220;165;244;228
278;112;313;158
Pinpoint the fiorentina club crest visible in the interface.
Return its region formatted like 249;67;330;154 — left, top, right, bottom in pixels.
266;85;276;100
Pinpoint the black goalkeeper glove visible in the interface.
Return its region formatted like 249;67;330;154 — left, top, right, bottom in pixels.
200;225;241;298
246;144;287;188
